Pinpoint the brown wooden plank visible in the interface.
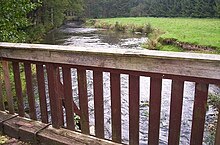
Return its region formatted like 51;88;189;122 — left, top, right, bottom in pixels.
110;73;121;143
148;77;162;145
24;62;37;120
12;62;25;117
46;64;63;128
93;70;104;138
2;61;14;114
129;75;140;145
77;68;89;134
62;66;75;130
0;62;5;111
1;42;220;81
215;111;220;145
36;64;48;123
168;80;184;145
56;69;65;126
190;83;209;145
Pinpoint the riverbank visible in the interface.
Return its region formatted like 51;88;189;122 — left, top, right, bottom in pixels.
87;17;220;53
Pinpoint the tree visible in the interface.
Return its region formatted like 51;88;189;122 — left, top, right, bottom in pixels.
0;0;38;42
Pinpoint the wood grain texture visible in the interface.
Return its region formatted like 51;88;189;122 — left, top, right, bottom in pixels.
77;68;89;134
148;77;162;145
110;73;121;143
0;43;219;80
129;75;140;145
12;61;25;117
62;66;75;130
215;111;220;145
2;61;14;114
93;70;104;138
36;64;48;123
190;83;209;145
46;64;63;128
24;62;37;120
0;62;5;111
168;80;184;145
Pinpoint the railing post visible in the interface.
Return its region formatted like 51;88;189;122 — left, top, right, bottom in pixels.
24;62;37;120
168;80;184;145
12;61;25;117
36;64;48;123
215;110;220;145
47;64;63;129
129;74;140;145
0;61;5;111
190;83;209;145
62;66;75;130
78;68;89;134
148;77;162;145
2;61;14;114
93;70;104;138
110;72;121;143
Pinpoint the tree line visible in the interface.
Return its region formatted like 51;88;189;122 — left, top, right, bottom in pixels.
85;0;220;18
0;0;84;43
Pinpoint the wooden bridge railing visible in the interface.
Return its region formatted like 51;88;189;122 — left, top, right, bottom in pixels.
0;42;220;145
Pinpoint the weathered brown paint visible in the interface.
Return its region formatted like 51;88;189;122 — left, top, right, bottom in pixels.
148;77;162;145
56;69;64;126
46;64;63;128
190;83;209;145
168;80;184;145
12;61;25;117
24;62;37;120
0;62;5;111
36;64;48;123
129;75;140;145
2;61;14;114
1;42;220;80
62;66;75;130
77;68;89;134
215;111;220;145
110;73;121;143
93;70;104;138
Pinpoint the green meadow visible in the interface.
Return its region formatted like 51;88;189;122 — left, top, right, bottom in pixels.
93;17;220;51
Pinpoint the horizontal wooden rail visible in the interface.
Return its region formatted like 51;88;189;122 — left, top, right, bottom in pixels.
0;42;220;80
0;42;220;145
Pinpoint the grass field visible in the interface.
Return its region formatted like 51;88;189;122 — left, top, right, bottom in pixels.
93;17;220;51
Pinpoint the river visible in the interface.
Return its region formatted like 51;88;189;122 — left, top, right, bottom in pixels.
42;22;219;145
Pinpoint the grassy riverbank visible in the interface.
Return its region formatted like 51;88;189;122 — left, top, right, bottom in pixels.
90;17;220;52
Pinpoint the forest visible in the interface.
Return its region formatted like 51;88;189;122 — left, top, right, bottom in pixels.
85;0;220;18
0;0;220;43
0;0;84;42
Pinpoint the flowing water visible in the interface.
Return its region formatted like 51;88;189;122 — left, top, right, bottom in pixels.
42;22;219;145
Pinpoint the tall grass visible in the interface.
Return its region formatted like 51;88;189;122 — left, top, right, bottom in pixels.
92;17;220;51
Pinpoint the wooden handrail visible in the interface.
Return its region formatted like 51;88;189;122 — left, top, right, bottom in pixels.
0;42;220;145
0;42;220;80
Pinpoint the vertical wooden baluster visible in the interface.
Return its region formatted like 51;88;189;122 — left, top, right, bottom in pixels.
24;62;37;120
129;75;140;145
12;62;25;117
2;61;14;114
148;77;162;145
0;62;5;111
36;64;48;123
110;73;121;143
46;64;63;128
215;111;220;145
56;68;64;126
62;66;75;130
190;83;209;145
78;68;89;134
93;70;104;138
168;80;184;145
